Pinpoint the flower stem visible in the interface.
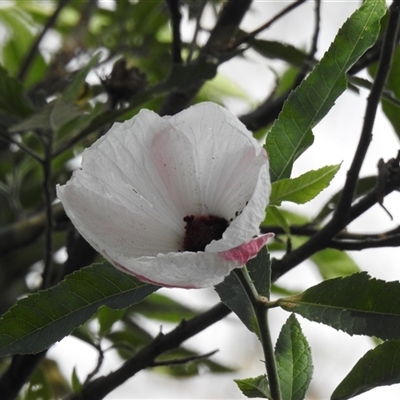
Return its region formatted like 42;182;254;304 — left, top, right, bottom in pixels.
234;267;282;400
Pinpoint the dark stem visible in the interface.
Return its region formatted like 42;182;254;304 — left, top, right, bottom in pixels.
271;3;400;281
40;131;55;290
334;2;400;222
233;268;281;400
164;0;183;64
18;0;71;82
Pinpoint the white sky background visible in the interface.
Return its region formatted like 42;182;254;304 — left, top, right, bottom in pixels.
48;1;400;399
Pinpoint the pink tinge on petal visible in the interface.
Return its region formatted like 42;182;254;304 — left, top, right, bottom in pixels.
219;233;274;265
113;260;199;289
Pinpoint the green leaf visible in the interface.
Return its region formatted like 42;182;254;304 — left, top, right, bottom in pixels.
331;340;400;400
266;206;291;236
96;306;126;337
250;39;309;67
21;364;52;400
369;46;400;140
235;375;272;399
64;53;101;103
269;165;340;206
71;367;82;394
10;98;83;133
0;262;159;356
133;292;197;323
278;272;400;340
215;246;271;332
311;248;360;280
0;7;47;88
275;314;313;400
0;64;33;120
265;0;386;182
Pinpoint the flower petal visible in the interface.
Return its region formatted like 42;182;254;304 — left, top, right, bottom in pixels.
219;233;274;265
57;102;272;289
110;251;234;289
169;102;269;220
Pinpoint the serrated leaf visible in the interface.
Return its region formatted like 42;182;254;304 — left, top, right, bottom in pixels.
278;272;400;340
0;262;159;356
311;248;360;280
331;340;400;400
215;246;271;332
275;314;313;400
265;0;385;182
269;165;340;206
235;375;272;399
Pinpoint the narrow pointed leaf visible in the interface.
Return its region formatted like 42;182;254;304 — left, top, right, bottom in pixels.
215;246;271;332
275;314;313;400
250;39;309;67
269;165;340;206
0;262;159;356
278;272;400;340
235;375;272;399
332;340;400;400
265;0;385;182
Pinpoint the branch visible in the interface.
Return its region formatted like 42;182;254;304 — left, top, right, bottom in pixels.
18;0;71;82
68;303;231;400
271;4;400;282
334;2;400;223
0;202;67;257
239;0;319;132
329;234;400;251
149;349;218;367
159;0;252;116
233;0;307;48
164;0;183;64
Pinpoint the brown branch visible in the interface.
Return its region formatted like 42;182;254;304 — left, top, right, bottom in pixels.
164;0;183;64
68;303;231;400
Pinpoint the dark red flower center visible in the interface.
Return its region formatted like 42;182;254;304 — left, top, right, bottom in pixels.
183;215;229;252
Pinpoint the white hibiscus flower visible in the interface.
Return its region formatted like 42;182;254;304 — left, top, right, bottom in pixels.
57;102;272;288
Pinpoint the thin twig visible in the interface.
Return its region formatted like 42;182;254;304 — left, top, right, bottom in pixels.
187;0;207;62
68;303;231;400
18;0;71;82
0;131;43;164
233;0;307;48
334;2;400;222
